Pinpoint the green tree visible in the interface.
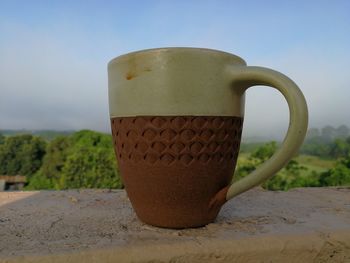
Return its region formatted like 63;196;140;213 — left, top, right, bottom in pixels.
234;141;277;183
321;125;336;141
319;155;350;186
27;130;122;190
0;134;46;176
301;126;350;157
25;171;54;190
329;138;350;158
234;141;310;191
301;139;331;157
262;159;309;190
336;125;350;138
251;141;277;162
60;146;121;189
0;134;5;144
59;130;122;189
40;136;71;187
27;136;71;189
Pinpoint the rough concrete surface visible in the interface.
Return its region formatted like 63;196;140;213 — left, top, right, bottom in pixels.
0;187;349;263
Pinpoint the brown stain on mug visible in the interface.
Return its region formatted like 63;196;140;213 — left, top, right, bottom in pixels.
126;67;152;80
126;72;136;80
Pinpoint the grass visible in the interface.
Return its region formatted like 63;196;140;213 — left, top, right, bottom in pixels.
236;151;336;175
237;152;250;162
296;155;335;169
296;155;335;173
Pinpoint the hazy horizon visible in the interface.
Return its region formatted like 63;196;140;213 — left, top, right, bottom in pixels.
1;1;349;140
1;123;349;142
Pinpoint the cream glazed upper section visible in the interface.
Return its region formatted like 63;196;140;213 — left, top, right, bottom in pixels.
108;48;247;117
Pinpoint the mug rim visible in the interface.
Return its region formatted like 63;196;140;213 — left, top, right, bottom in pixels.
108;47;246;67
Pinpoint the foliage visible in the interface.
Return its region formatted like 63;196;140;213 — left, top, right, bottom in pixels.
239;142;266;153
235;137;350;191
319;155;350;186
0;134;5;145
59;146;121;189
251;141;277;162
0;134;46;177
0;130;74;140
295;155;334;171
234;142;277;182
26;130;122;190
25;171;55;190
2;126;350;191
58;130;122;189
301;125;350;158
40;136;71;187
329;138;350;158
262;159;310;190
301;136;333;157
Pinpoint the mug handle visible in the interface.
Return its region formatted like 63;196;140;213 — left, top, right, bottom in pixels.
225;66;308;200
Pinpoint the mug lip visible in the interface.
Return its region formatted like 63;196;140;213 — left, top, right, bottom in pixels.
108;47;246;67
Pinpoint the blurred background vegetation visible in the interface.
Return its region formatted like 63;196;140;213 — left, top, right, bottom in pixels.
0;124;349;191
0;130;122;190
1;1;349;192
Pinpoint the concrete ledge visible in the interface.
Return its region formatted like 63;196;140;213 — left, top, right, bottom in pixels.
0;187;349;262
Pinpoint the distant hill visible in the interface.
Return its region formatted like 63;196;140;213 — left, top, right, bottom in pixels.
1;125;348;143
306;125;349;142
0;129;75;140
242;135;279;143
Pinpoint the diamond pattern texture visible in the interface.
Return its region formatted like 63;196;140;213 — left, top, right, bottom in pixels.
110;116;243;228
111;116;243;166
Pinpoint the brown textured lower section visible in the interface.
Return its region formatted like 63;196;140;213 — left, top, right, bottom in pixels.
110;116;243;228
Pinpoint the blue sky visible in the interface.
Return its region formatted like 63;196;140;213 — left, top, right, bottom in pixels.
0;0;349;139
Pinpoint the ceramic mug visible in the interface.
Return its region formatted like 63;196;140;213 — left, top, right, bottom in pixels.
108;48;308;228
